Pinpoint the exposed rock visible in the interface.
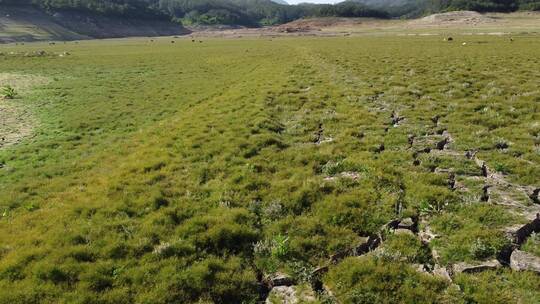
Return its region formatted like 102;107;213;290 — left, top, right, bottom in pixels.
408;134;415;147
510;250;540;273
266;286;294;304
452;259;501;274
152;242;171;254
397;217;416;231
324;171;362;181
354;235;381;256
266;273;295;287
431;248;441;262
495;141;509;150
436;137;449;150
412;263;428;273
465;150;476;159
313;123;323;144
481;162;489;177
448;172;456;190
505;215;540;245
311;265;329;277
330;248;351;263
529;188;540;204
391;111;405;126
385;219;401;230
419;223;437;243
433;265;452;281
481;185;491;202
266;285;316;304
394;228;414;236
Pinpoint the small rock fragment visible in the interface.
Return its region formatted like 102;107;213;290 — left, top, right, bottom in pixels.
433;265;452;281
452;259;501;274
394;228;414;236
267;273;295;287
510;250;540;273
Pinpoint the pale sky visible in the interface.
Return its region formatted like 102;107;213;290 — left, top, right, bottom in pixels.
287;0;341;4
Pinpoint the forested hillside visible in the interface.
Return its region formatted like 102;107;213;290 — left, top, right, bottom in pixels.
0;0;389;26
0;0;538;26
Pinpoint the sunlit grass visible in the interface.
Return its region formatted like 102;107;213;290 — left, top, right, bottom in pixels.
0;35;539;303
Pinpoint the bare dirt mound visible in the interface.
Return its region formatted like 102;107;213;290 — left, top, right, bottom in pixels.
409;11;496;26
0;100;34;149
274;17;366;32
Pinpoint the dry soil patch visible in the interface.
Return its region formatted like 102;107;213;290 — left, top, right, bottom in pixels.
0;73;49;149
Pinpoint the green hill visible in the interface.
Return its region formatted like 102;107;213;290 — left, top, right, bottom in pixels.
0;5;188;43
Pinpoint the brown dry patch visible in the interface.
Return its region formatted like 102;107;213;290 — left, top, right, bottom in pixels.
0;73;49;92
408;11;496;27
0;73;49;149
0;101;34;148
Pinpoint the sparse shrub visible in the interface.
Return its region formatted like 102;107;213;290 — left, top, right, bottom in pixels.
521;232;540;257
67;247;96;262
79;263;114;292
35;264;70;284
23;203;38;211
1;85;17;99
494;162;511;174
262;200;284;222
271;234;290;258
321;160;344;176
379;233;432;264
469;238;496;260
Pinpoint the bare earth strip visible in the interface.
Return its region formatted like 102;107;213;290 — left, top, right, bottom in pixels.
0;73;49;149
0;101;34;148
188;11;540;39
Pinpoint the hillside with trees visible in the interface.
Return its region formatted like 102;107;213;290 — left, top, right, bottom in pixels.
0;0;538;27
0;0;389;26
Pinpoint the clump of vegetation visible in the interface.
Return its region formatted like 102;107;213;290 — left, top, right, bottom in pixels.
376;233;432;264
0;85;17;99
522;232;540;257
324;256;455;303
430;204;515;264
455;269;540;304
